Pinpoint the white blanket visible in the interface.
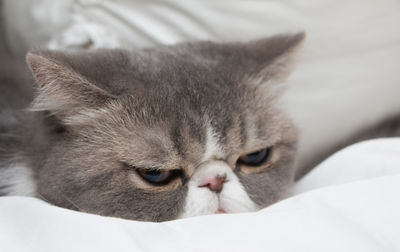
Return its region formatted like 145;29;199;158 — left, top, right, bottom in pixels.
1;138;399;252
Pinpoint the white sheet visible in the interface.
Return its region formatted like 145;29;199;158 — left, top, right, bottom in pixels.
1;138;400;252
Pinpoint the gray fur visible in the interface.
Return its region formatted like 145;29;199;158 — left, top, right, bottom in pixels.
0;33;304;221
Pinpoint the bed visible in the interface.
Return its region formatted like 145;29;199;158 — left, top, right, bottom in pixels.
1;1;400;251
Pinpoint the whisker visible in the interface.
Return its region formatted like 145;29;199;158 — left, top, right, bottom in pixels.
62;195;85;212
36;192;50;203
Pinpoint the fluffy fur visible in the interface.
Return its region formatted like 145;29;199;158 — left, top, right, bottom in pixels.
0;33;304;221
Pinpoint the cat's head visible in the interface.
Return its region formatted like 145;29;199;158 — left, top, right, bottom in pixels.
26;33;304;221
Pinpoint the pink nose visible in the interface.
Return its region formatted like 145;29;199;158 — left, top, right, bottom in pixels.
198;174;227;193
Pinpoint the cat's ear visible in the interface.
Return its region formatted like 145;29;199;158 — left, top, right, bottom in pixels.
238;32;305;87
26;51;114;123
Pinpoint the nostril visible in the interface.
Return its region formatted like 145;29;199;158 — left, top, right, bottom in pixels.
199;173;227;193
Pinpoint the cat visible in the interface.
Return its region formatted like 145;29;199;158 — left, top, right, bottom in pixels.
0;33;304;221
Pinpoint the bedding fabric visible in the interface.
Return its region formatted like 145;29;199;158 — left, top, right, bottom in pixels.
1;138;400;252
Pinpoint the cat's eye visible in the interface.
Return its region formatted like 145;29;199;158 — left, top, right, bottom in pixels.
135;168;181;185
238;148;271;166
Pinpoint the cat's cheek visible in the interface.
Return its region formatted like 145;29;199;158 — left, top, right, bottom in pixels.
237;165;295;208
218;179;259;214
179;182;220;218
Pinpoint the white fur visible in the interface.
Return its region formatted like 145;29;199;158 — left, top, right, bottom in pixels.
0;163;36;196
201;125;223;162
180;160;258;218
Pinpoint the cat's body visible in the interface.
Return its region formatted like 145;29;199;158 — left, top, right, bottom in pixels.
0;34;304;221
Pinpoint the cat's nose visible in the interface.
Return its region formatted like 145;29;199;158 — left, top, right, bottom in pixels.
198;174;227;193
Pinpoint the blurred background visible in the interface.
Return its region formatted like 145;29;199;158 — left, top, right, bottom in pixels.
1;0;400;177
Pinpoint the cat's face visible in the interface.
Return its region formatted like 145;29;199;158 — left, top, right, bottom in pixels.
26;33;303;221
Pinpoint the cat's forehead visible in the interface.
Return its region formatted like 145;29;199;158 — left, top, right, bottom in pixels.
76;45;284;166
68;44;240;97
